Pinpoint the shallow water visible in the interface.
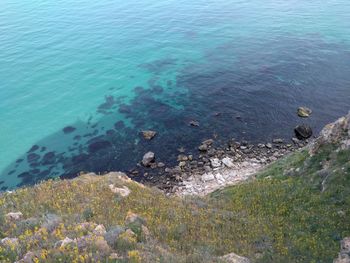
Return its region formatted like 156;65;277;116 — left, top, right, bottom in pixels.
1;0;350;189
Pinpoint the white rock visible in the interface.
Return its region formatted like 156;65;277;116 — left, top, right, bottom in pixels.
219;252;250;263
60;237;74;248
210;158;222;168
5;212;23;221
222;157;234;168
215;173;225;184
109;185;131;197
1;237;19;246
93;224;107;235
202;173;215;182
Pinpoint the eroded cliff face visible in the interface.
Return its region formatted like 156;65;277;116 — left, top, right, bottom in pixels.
310;112;350;154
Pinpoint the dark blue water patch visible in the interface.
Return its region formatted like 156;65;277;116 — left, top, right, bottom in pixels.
140;58;177;74
41;152;56;165
27;153;41;163
1;36;350;189
63;126;76;134
27;145;39;153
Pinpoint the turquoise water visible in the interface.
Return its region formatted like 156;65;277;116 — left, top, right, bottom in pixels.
1;0;350;189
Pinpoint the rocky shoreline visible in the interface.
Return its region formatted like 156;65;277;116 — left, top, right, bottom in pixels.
124;107;315;195
127;135;309;196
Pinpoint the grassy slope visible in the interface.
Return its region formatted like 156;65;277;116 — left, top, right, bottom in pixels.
0;144;349;262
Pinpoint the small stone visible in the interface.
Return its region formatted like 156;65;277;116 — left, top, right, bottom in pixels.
291;137;299;144
141;130;157;140
210;158;221;168
266;143;273;149
202;173;215;182
142;151;155;166
109;185;131;197
272;139;284;144
177;154;188;161
216;173;225;183
157;162;165;168
222;157;234;168
179;161;186;167
125;212;145;226
198;144;208;151
109;253;121;260
5;212;23;221
297;107;312;118
204;166;212;172
202;139;214;145
93;224;107;235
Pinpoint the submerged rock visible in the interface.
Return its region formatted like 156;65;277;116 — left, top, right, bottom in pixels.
295;124;313;139
63;126;76;134
27;145;39;153
189;120;200;127
142;152;155;167
141;130;157;140
297;107;312;118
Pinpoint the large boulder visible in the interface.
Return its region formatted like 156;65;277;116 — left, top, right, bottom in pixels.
294;124;313;140
142;152;155;167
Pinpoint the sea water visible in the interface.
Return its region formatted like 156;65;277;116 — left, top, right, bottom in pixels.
1;0;350;189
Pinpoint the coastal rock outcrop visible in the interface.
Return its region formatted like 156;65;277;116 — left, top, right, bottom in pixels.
295;124;313;139
142;151;155;167
141;130;157;140
310;112;350;154
297;107;312;117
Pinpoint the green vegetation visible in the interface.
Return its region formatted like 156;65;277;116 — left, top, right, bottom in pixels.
0;143;349;262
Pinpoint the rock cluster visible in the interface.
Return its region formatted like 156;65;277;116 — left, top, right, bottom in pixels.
131;135;307;195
